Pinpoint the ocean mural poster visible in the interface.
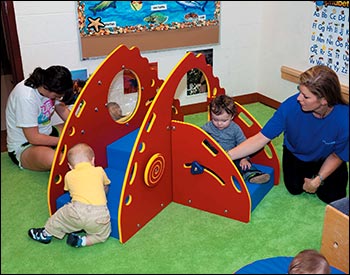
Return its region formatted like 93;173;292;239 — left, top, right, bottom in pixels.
77;1;220;37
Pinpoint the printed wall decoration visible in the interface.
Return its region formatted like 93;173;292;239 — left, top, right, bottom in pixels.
67;69;88;105
186;48;213;96
77;1;221;59
309;1;349;75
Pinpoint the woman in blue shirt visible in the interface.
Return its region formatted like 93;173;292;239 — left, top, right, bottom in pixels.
228;65;349;203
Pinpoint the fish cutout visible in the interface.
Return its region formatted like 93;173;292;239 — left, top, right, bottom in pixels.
89;1;117;16
176;1;208;11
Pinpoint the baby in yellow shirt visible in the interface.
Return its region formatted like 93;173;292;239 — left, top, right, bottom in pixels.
28;143;111;248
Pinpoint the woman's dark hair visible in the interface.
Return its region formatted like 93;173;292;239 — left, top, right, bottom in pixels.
210;94;237;116
24;65;73;96
299;65;347;106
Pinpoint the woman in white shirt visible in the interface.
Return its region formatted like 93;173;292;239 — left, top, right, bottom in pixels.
6;65;73;171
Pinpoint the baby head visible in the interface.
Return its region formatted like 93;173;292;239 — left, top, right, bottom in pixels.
67;143;95;169
107;102;123;120
209;94;236;130
288;249;330;274
210;94;237;116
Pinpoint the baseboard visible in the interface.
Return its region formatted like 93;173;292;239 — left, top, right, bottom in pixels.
181;92;280;115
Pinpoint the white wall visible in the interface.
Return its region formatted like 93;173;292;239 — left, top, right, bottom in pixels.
258;2;317;101
12;1;349;107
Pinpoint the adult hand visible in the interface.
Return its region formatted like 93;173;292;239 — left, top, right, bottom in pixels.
303;177;320;193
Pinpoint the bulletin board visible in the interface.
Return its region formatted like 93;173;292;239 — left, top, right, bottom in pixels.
77;1;220;59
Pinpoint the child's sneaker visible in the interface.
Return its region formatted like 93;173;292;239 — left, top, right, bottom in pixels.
244;170;270;184
28;228;52;244
66;233;83;248
248;172;270;184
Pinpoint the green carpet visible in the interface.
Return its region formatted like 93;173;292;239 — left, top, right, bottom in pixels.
1;103;346;274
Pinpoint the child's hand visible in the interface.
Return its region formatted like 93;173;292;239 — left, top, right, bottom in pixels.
239;158;251;171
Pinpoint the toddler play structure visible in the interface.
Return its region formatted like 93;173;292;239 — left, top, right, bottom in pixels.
49;45;280;243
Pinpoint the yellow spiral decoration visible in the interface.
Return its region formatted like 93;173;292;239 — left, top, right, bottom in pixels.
144;153;165;187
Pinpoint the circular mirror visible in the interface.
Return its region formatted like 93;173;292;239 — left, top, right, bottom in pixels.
107;69;139;122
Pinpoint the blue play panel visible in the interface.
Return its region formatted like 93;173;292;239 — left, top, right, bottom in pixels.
56;192;71;210
245;164;274;212
104;167;125;239
106;128;139;172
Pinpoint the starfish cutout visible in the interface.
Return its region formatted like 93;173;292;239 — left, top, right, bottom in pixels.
87;17;105;32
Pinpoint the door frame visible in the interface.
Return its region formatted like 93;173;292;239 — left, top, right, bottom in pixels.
1;1;24;83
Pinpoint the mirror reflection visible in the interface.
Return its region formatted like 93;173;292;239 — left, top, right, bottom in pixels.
107;69;139;122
